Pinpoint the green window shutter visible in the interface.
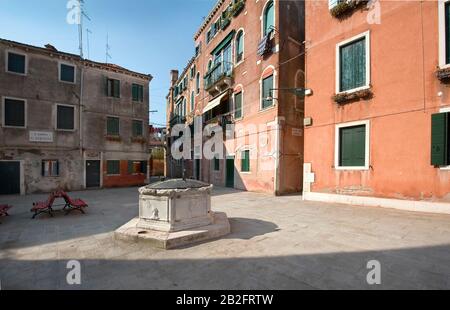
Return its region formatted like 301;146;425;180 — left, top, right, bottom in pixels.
141;161;148;174
107;117;120;136
264;1;274;36
132;120;143;137
431;113;449;166
241;150;250;172
4;99;25;127
113;80;120;98
57;105;75;130
60;64;75;83
235;92;242;119
339;125;366;167
107;160;120;175
132;84;138;101
8;52;25;74
446;3;450;64
128;161;134;174
262;75;274;109
340;38;366;92
139;85;144;102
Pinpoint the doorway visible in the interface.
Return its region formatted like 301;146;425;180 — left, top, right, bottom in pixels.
226;156;235;188
86;160;101;188
0;161;21;195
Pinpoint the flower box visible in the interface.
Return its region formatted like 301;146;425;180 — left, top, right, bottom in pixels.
333;88;373;104
437;67;450;82
105;135;122;142
330;0;368;19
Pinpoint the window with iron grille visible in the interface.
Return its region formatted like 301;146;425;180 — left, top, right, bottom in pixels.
107;79;121;98
107;117;120;136
107;160;120;175
42;160;59;177
132;120;143;137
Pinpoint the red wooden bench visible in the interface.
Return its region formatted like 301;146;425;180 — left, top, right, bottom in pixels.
59;191;88;215
31;193;56;219
0;204;12;223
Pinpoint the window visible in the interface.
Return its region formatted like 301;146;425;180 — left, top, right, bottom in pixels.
132;120;143;137
263;0;274;36
234;91;243;119
439;1;450;67
196;72;200;94
128;161;147;174
42;160;59;177
337;32;370;93
241;150;250;172
132;84;144;102
214;157;220;171
431;112;450;167
56;105;75;130
60;63;75;83
261;74;274;109
107;160;120;175
7;52;26;74
236;31;244;63
336;122;369;169
3;98;25;128
191;91;195;112
107;117;120;136
195;43;201;57
107;79;120;98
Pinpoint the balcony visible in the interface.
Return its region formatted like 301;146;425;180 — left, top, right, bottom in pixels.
169;115;186;128
204;62;233;95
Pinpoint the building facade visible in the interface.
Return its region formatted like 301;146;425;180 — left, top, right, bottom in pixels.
303;1;450;209
166;0;305;195
0;38;152;195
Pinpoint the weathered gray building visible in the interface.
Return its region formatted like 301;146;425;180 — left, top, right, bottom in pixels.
0;38;152;195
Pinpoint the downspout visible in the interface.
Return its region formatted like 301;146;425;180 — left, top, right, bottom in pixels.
274;116;283;196
79;64;85;189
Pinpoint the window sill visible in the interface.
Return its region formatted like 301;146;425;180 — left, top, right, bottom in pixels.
439;166;450;171
259;104;276;114
335;166;369;171
240;171;251;174
59;80;76;85
106;174;121;177
2;125;26;129
333;87;373;104
6;70;27;76
56;128;76;132
105;135;122;142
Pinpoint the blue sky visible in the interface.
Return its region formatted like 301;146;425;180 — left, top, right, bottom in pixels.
0;0;216;126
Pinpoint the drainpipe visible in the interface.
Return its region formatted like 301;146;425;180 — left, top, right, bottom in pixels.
274;116;283;196
79;65;84;156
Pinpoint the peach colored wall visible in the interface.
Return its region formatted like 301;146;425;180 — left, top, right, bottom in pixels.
305;1;450;201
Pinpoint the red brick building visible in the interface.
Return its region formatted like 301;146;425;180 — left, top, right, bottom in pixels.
166;0;305;195
303;1;450;212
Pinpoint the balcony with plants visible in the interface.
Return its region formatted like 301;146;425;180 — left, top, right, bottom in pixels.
204;61;234;95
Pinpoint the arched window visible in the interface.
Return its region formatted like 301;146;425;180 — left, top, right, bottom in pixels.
235;31;244;63
263;1;274;36
207;59;213;71
191;91;195;112
183;98;187;117
196;72;200;94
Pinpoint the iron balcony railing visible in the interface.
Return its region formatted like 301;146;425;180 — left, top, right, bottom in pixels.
204;62;233;90
169;115;186;127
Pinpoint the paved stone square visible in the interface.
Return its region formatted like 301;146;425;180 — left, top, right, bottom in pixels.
1;187;450;290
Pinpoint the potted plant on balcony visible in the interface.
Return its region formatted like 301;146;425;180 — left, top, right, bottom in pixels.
332;88;373;104
330;0;368;19
232;0;245;17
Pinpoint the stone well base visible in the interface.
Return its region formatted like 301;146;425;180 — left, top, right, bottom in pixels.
114;212;230;249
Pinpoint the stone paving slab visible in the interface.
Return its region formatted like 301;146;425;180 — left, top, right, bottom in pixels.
1;187;450;289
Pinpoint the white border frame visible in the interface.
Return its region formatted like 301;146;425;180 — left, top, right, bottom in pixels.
58;61;76;84
259;65;277;111
5;50;28;76
233;84;244;120
439;106;450;170
235;28;245;66
55;103;76;132
439;0;450;69
131;83;144;103
335;30;371;94
105;159;121;176
240;148;251;173
0;160;25;195
2;96;27;129
260;0;276;40
334;119;370;171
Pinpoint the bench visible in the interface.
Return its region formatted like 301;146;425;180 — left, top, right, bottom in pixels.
31;194;56;219
59;191;88;215
0;204;12;223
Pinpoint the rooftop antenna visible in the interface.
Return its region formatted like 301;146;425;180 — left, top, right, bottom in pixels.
78;0;91;58
86;28;92;59
106;34;112;63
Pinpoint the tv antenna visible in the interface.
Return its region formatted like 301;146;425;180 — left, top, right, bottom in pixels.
86;28;92;59
78;0;91;58
106;34;112;64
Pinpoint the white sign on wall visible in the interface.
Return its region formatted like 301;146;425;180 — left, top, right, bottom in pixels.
29;131;54;143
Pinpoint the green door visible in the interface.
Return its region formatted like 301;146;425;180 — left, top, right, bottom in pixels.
195;159;200;180
226;156;235;188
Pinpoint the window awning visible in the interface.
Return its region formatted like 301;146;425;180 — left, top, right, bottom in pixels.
210;30;236;56
203;92;228;114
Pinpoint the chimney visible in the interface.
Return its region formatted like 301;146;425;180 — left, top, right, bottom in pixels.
45;44;58;52
170;70;179;86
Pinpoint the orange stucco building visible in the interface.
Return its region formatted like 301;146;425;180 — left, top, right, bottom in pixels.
166;0;305;195
304;0;450;211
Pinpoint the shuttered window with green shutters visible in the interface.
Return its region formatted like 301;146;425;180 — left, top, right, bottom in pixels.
261;75;274;109
107;117;120;136
127;161;148;174
339;37;366;92
60;64;75;83
214;157;220;171
107;79;120;98
241;150;250;172
7;52;26;74
107;160;120;175
57;105;75;130
234;92;242;119
132;120;143;137
4;98;25;127
431;112;449;166
446;3;450;65
132;84;144;102
339;125;366;167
